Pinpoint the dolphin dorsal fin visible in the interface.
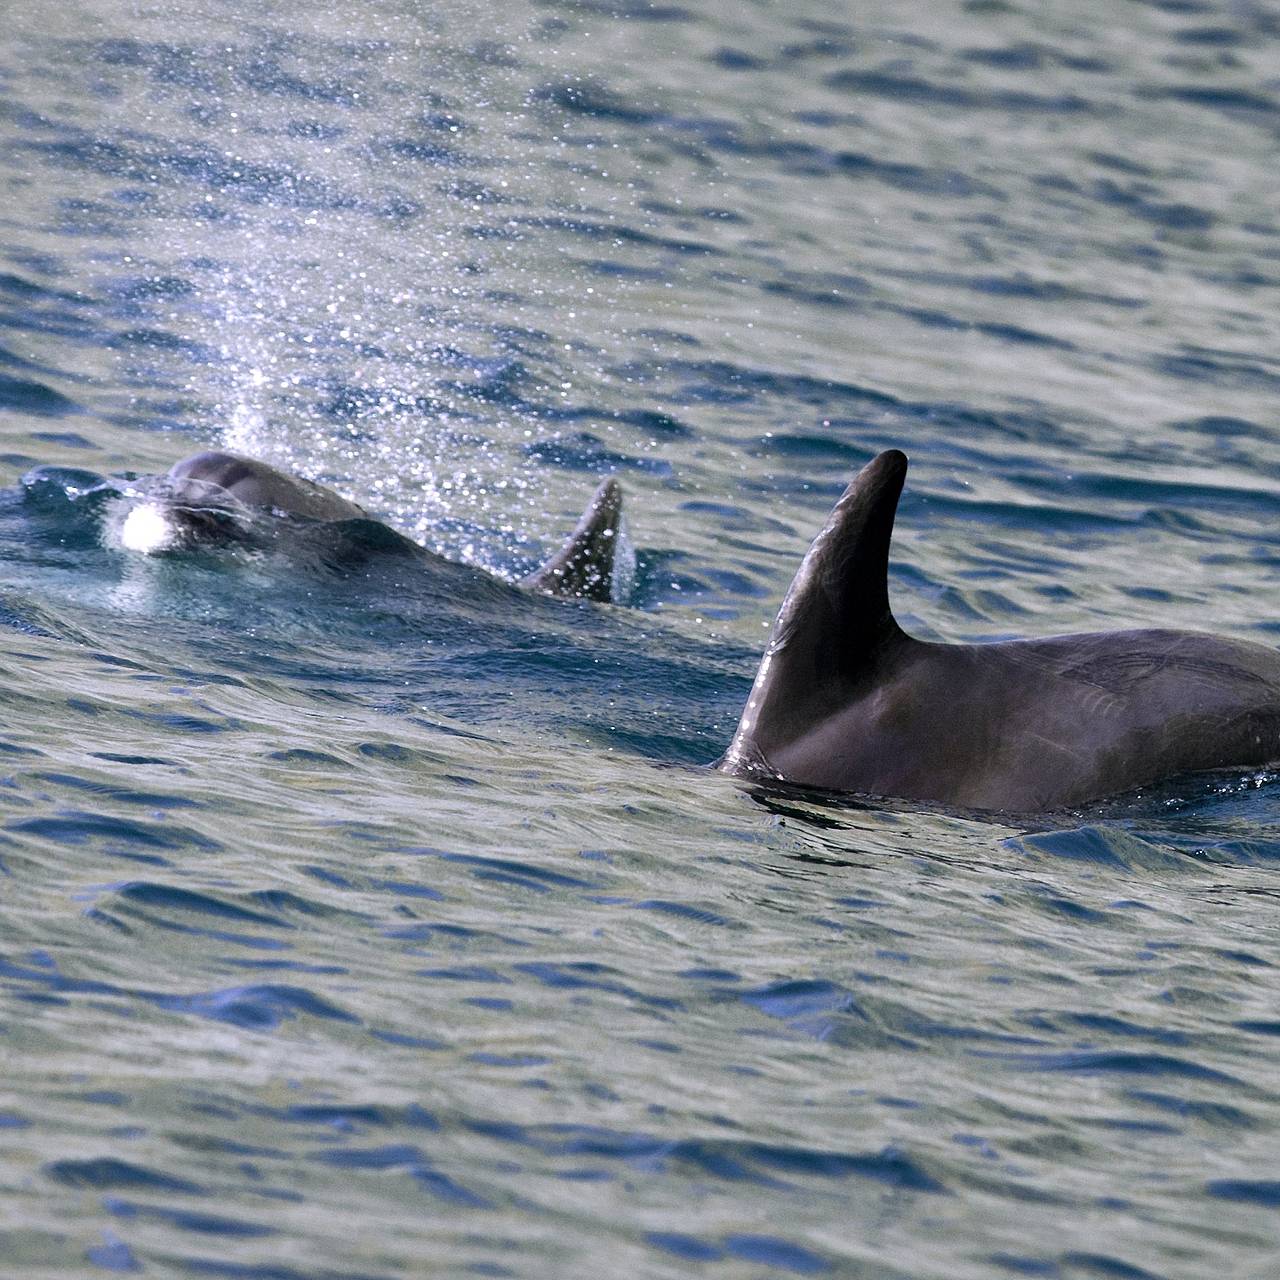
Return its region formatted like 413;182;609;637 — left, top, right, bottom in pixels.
521;477;625;602
769;448;907;667
723;449;908;772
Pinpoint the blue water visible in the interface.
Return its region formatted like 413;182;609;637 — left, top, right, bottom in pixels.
3;1;1280;1277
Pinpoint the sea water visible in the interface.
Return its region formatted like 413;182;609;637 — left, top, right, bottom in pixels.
2;2;1280;1277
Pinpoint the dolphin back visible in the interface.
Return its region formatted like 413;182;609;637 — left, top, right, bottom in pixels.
720;448;1280;811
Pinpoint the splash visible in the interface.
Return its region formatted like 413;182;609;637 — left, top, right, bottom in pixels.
141;16;564;559
609;514;637;606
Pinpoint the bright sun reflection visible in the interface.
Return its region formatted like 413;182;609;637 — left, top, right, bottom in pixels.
118;503;176;554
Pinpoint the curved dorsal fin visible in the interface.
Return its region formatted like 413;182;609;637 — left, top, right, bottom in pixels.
723;449;908;771
521;477;624;602
769;448;906;665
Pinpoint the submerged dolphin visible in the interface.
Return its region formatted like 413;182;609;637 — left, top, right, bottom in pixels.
720;450;1280;813
138;450;626;602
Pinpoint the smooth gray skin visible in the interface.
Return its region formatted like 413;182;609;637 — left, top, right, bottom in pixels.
166;450;371;523
162;450;625;603
720;449;1280;813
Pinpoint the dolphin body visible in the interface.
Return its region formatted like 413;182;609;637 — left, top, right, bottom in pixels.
153;450;625;602
719;449;1280;813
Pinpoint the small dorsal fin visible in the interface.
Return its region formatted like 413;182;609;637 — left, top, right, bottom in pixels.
521;477;624;602
723;449;908;772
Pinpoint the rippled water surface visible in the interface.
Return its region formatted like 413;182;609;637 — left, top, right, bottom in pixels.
4;1;1280;1277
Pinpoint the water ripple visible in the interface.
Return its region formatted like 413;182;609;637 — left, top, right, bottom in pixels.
4;4;1280;1279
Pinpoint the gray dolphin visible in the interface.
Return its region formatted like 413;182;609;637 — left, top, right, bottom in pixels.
719;449;1280;812
154;450;625;602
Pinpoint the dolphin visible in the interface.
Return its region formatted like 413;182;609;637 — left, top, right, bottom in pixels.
137;450;626;603
719;449;1280;813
